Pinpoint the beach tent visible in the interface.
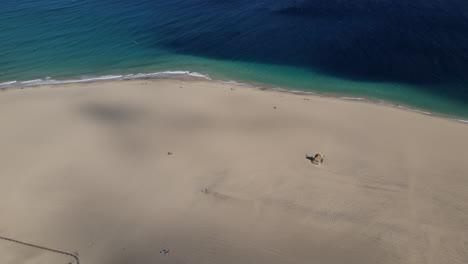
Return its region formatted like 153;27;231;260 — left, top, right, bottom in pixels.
313;153;324;164
306;153;324;165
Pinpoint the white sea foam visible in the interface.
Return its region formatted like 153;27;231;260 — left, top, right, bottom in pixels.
0;71;210;89
397;105;432;115
121;71;211;80
412;109;432;115
341;97;364;100
271;87;318;95
0;80;17;86
188;72;211;80
85;75;123;81
220;80;258;88
21;79;43;84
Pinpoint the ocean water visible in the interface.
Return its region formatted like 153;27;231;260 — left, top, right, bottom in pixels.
1;0;468;119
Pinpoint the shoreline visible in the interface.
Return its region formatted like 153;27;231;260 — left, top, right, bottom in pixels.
1;72;467;125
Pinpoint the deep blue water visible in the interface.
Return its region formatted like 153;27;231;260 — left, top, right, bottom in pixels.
153;0;468;83
1;0;468;118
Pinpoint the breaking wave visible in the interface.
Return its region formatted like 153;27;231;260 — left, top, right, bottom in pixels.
0;71;211;89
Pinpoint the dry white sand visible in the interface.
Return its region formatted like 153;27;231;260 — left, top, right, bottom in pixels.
0;79;467;264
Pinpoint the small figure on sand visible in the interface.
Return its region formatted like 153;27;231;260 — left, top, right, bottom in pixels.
306;153;324;165
160;249;170;255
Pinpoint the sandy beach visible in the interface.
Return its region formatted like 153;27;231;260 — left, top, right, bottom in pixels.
0;79;467;264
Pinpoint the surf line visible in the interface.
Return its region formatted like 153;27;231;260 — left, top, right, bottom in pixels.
0;235;80;264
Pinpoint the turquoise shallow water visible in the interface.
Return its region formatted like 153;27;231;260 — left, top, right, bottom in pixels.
1;0;467;119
